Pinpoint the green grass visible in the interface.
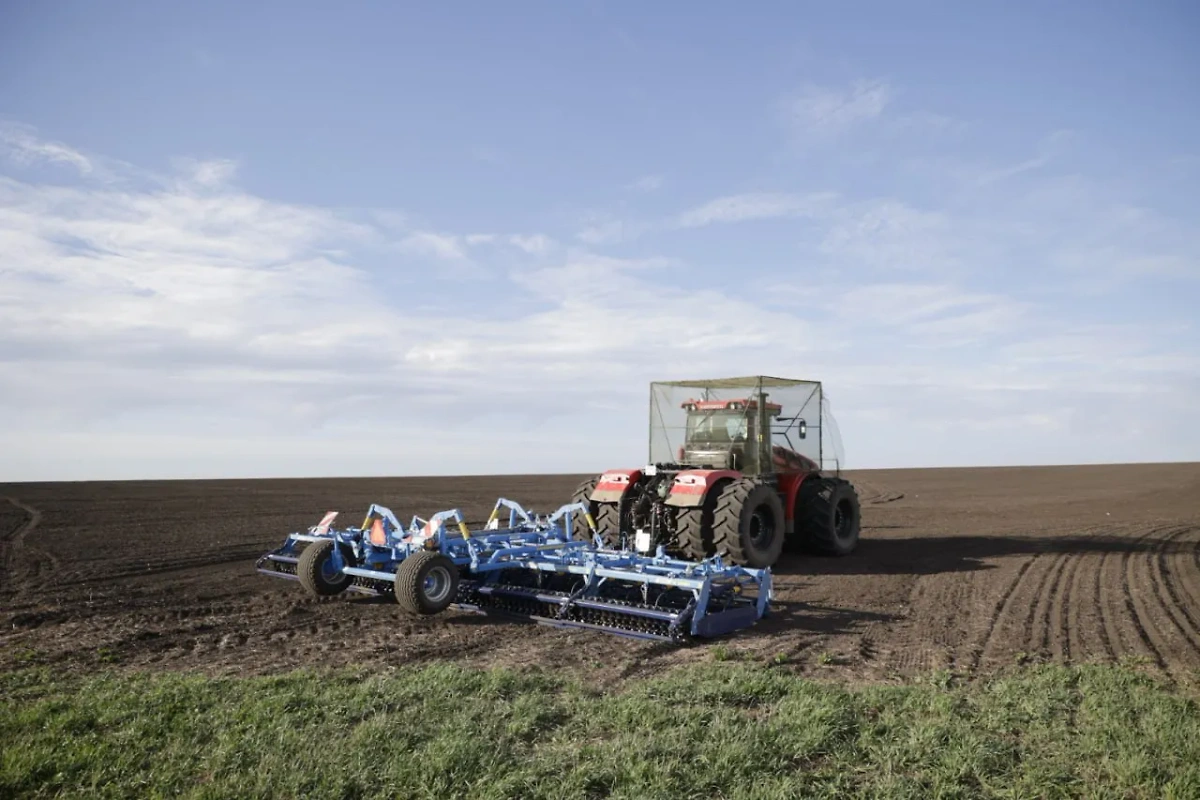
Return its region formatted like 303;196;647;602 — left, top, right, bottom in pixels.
2;663;1198;799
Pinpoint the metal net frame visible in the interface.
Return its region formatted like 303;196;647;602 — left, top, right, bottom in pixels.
648;375;842;475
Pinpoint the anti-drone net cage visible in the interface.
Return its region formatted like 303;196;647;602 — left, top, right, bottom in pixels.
648;376;844;475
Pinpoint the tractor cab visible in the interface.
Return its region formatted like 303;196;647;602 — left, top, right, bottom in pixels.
679;397;780;473
650;376;838;478
678;396;819;475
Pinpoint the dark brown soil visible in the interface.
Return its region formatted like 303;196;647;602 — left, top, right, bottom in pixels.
2;464;1198;687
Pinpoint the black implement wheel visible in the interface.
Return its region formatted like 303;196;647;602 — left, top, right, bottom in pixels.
297;539;354;597
796;477;861;556
712;479;785;568
394;550;459;615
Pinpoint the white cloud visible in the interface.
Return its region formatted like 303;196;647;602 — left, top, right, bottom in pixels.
974;130;1073;185
785;79;890;132
675;192;835;228
180;158;239;188
886;111;968;137
399;231;467;260
577;216;626;245
0;121;94;174
833;283;1008;327
508;233;554;254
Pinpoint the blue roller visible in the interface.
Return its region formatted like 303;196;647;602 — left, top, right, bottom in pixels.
256;497;773;642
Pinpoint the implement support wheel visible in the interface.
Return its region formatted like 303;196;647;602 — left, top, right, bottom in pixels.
297;539;354;597
394;550;459;615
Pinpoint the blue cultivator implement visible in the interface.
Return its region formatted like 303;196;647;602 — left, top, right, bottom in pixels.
256;498;773;642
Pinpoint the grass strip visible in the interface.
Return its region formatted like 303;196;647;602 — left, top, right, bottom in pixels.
2;662;1197;799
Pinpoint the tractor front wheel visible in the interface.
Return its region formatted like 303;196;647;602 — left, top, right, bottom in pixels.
394;550;459;615
297;539;354;597
795;477;861;556
712;479;785;568
593;502;622;548
569;476;600;542
568;476;622;547
674;478;727;561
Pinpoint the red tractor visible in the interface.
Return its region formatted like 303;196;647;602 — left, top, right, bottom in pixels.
571;376;860;568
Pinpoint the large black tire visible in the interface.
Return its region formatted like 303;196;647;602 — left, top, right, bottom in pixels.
569;476;600;543
297;539;354;597
795;477;861;556
712;479;785;568
394;550;459;615
674;507;709;560
567;474;622;547
593;502;621;548
673;478;729;561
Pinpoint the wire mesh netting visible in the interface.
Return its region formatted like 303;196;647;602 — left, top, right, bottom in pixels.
648;376;842;475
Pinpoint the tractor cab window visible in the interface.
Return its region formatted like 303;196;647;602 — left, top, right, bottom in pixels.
686;411;752;444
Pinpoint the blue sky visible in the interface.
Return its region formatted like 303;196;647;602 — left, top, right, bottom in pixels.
1;1;1197;481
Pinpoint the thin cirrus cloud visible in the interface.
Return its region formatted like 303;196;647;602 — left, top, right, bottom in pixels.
674;192;837;228
783;79;891;134
627;174;664;192
0;121;95;175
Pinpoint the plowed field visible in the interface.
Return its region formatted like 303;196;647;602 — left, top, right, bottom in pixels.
2;464;1198;686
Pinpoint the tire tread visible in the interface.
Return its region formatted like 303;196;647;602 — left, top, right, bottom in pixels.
394;550;458;615
712;478;785;567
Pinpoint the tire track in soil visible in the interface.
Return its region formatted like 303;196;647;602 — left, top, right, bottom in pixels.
1063;546;1103;663
1;496;49;595
885;577;961;675
968;551;1039;672
972;524;1105;671
1051;550;1084;662
1169;527;1200;613
1147;526;1200;658
1027;551;1070;660
852;478;905;505
1039;525;1110;664
1119;525;1174;675
54;546;273;587
1093;532;1123;664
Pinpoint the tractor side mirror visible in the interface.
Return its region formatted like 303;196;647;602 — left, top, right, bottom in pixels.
797;419;807;439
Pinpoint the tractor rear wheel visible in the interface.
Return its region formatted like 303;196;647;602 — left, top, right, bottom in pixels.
795;477;861;556
711;479;785;568
394;550;459;615
297;539;354;597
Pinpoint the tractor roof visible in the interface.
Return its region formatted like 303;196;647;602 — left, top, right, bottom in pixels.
682;398;783;413
653;375;820;390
